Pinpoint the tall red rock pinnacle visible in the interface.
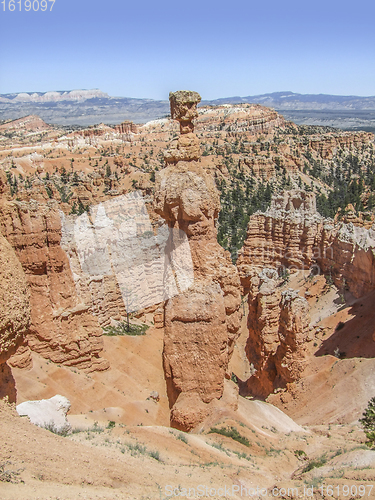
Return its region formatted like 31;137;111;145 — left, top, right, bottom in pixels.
154;91;243;431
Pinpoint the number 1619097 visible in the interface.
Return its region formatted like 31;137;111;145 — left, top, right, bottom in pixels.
1;0;55;11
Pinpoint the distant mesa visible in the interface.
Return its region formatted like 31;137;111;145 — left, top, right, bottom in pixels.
1;89;375;129
0;89;109;103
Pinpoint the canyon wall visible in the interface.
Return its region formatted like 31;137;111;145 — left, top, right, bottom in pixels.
306;131;373;160
238;189;375;397
0;200;109;372
0;227;30;401
154;91;242;431
197;104;285;138
237;189;375;298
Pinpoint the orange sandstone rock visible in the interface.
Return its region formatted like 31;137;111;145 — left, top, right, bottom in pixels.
0;200;109;372
243;270;310;398
238;189;375;398
154;91;242;431
0;230;30;401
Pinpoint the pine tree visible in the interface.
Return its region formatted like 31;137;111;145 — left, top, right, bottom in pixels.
360;397;375;447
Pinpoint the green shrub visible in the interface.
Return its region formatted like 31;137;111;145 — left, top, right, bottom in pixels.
208;426;250;447
302;456;327;473
360;397;375;448
42;422;70;437
103;322;148;336
177;433;188;444
149;450;161;461
90;422;104;433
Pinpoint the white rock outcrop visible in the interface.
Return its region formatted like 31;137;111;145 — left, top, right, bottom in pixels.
16;395;71;434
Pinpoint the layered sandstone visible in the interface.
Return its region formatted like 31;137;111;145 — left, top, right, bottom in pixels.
237;189;375;298
306;131;374;160
239;156;276;180
238;189;375;397
0;200;109;372
197;104;285;138
243;269;309;398
114;120;138;135
154;91;242;431
0;230;30;401
237;190;321;290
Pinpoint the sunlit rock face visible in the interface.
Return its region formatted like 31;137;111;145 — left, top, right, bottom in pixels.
0;230;30;402
237;189;375;298
0;200;108;372
238;189;375;399
154;91;242;431
243;269;310;398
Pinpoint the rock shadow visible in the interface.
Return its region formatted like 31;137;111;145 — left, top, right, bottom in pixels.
316;289;375;359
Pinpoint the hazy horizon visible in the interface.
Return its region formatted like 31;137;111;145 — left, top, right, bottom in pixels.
1;89;375;100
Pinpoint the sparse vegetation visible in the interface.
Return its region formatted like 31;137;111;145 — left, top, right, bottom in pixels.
0;461;23;484
302;455;327;473
42;422;70;437
177;433;188;444
208;426;250;447
102;321;149;336
149;450;161;461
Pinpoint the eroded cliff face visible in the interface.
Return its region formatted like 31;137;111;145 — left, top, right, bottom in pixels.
0;200;109;372
305;131;373;160
154;91;242;431
238;189;375;397
237;189;375;298
197;104;284;138
243;269;310;398
0;229;30;401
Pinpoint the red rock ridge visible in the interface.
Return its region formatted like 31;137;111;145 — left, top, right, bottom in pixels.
242;269;310;398
237;189;375;397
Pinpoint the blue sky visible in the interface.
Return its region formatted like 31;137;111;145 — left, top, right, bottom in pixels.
0;0;374;99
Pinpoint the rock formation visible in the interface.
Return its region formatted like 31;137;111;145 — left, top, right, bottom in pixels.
197;104;284;138
239;156;276;180
114;120;138;135
154;91;242;431
237;189;375;298
16;394;71;433
0;200;109;372
243;269;310;398
0;230;30;402
306;131;373;160
237;190;322;291
238;189;375;397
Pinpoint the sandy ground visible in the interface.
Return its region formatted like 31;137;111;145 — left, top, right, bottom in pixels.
4;289;375;499
2;396;374;500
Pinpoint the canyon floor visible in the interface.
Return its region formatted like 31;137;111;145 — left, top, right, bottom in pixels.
2;276;375;499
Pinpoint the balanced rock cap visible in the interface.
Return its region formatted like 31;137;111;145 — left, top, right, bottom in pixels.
169;90;202;122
